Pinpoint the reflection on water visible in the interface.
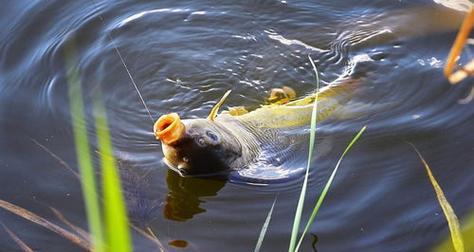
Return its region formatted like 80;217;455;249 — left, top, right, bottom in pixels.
164;170;226;222
121;160;225;223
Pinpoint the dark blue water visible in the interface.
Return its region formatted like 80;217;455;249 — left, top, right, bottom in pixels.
1;0;473;251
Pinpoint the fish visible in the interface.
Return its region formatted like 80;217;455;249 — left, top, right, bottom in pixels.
153;78;358;177
153;6;469;177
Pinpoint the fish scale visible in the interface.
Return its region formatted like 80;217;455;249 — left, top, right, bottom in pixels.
214;78;358;169
225;78;358;128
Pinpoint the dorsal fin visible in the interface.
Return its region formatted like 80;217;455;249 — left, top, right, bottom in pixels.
207;90;232;121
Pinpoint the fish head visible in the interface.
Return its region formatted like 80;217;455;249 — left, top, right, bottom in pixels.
154;113;242;177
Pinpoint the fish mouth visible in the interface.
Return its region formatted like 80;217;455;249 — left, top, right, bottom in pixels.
163;158;188;177
154;113;190;176
160;143;190;177
154;113;185;145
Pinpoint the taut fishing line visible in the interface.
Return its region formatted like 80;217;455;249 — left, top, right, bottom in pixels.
91;0;154;122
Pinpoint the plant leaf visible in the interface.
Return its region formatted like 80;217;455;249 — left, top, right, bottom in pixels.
0;199;90;250
432;212;474;252
255;196;277;252
295;126;366;251
65;39;105;252
410;144;464;252
289;55;320;252
131;225;166;252
50;207;90;240
2;223;34;252
94;93;132;252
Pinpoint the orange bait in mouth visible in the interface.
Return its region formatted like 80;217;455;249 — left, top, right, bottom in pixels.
154;113;185;145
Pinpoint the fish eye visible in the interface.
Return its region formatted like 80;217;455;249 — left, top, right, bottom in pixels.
197;137;206;147
206;131;219;142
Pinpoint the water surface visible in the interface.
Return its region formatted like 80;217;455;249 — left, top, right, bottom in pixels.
1;1;473;251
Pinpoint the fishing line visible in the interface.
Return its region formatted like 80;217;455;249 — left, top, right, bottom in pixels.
91;0;154;122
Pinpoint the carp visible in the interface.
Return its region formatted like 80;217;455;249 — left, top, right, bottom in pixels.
153;79;358;177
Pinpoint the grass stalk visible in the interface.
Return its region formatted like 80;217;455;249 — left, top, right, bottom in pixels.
94;93;132;252
2;223;34;252
410;144;464;252
295;126;366;251
50;207;90;240
433;212;474;252
0;199;90;250
254;196;278;252
66;37;132;252
288;55;321;252
65;40;105;252
33;136;166;251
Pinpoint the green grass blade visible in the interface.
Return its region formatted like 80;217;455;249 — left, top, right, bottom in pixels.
410;144;464;252
289;55;320;252
65;40;105;252
295;126;366;251
94;94;132;252
255;196;277;252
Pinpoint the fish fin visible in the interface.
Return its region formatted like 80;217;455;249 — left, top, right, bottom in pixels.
223;106;249;116
267;86;296;105
207;90;232;121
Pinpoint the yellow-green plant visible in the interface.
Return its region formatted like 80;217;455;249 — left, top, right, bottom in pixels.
288;56;320;252
288;56;366;252
410;144;464;252
254;196;277;252
65;38;132;252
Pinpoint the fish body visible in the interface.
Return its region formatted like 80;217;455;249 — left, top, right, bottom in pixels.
154;79;357;176
235;80;356;128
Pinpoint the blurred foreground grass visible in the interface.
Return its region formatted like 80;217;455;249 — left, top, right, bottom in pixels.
65;38;131;252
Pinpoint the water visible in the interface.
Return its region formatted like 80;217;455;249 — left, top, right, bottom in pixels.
1;0;473;251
